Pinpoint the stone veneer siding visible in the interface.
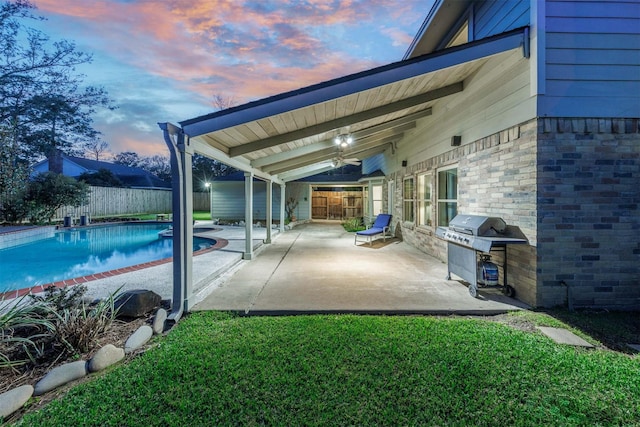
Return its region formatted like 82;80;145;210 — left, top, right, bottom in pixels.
390;117;640;309
537;118;640;309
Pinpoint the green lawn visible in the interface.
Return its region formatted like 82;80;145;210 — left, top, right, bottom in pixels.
13;313;640;426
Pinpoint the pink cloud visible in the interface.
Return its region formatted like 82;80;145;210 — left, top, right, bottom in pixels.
31;0;428;155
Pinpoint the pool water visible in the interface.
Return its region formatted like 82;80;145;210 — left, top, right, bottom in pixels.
0;223;214;293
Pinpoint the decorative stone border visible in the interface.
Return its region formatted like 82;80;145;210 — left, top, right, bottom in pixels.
0;308;168;419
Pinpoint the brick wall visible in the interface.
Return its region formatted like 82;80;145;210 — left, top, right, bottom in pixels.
536;118;640;309
389;117;639;309
391;119;539;306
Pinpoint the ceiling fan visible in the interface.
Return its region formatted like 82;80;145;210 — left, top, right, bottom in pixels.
331;153;361;168
331;133;360;167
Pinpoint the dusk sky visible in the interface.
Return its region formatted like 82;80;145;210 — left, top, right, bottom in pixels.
29;0;432;158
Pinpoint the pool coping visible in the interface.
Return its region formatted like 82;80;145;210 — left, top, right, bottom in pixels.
0;224;229;300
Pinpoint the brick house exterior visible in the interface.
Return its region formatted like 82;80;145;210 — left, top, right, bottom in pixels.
165;0;639;314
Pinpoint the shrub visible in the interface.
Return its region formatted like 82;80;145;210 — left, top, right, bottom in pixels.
1;285;123;368
0;295;54;369
342;217;365;232
26;172;89;224
35;285;122;356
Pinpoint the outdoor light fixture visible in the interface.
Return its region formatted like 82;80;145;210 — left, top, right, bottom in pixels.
334;134;353;148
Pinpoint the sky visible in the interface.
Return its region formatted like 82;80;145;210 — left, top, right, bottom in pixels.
29;0;432;157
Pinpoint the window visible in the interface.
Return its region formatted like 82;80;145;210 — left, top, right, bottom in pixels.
372;184;383;215
403;177;415;222
437;167;458;226
363;186;369;217
417;173;433;227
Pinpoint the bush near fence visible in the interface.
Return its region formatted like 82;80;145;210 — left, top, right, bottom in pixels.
54;186;209;221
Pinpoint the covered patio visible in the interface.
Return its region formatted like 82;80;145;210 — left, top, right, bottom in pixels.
159;28;529;319
193;221;527;315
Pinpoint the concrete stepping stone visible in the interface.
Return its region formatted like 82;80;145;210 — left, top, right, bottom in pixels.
125;325;153;354
88;344;125;372
34;360;88;396
537;327;594;348
0;385;33;418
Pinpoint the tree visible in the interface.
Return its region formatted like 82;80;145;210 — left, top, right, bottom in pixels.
211;93;236;111
112;151;141;168
192;154;236;187
26;172;89;224
140;154;171;183
0;1;114;163
0;120;30;223
83;140;110;161
78;168;123;187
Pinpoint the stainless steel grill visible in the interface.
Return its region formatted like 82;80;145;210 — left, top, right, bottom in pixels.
436;214;528;298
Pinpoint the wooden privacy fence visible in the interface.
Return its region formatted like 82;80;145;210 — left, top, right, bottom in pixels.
54;186;210;220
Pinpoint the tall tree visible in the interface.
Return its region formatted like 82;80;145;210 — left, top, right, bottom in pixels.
0;120;30;223
0;0;114;162
84;139;110;161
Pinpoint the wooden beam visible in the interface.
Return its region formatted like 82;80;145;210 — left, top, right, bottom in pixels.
279;164;335;182
229;83;461;157
251;116;420;169
264;135;400;175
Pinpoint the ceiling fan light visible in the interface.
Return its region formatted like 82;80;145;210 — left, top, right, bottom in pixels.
334;133;354;147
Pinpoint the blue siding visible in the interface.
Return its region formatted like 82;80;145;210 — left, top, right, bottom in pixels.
362;153;387;175
474;0;530;39
542;0;640;117
211;181;284;221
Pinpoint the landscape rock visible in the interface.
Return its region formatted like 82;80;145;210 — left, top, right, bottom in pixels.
152;308;167;335
88;344;125;373
34;360;88;396
115;289;162;318
125;325;153;354
0;385;34;418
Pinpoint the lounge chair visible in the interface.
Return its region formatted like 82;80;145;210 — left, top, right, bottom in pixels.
354;214;392;246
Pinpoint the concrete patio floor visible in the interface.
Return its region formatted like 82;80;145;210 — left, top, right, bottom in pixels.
194;221;529;315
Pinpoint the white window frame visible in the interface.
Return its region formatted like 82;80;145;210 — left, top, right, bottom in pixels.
417;172;433;228
437;165;458;227
402;176;415;223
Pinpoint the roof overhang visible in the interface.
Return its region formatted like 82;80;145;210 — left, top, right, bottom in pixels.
404;0;473;59
174;28;528;182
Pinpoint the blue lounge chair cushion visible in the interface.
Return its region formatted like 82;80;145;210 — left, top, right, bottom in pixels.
355;214;392;245
357;228;384;236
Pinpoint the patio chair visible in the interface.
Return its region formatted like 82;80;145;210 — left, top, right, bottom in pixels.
354;214;392;246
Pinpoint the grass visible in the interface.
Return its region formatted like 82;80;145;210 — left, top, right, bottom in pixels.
12;312;640;426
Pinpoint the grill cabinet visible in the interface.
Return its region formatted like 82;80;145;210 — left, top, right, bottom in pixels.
435;214;528;298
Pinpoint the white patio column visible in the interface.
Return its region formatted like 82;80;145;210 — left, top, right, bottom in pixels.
279;183;286;232
244;171;254;260
265;179;272;244
159;122;193;321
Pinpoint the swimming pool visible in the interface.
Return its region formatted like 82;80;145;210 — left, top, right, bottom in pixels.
0;223;215;293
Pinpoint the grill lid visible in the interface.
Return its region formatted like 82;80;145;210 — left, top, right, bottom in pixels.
448;214;506;236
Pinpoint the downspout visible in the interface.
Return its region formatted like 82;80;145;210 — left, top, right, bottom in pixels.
280;184;286;232
265;179;272;244
159;122;194;322
244;171;254;260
